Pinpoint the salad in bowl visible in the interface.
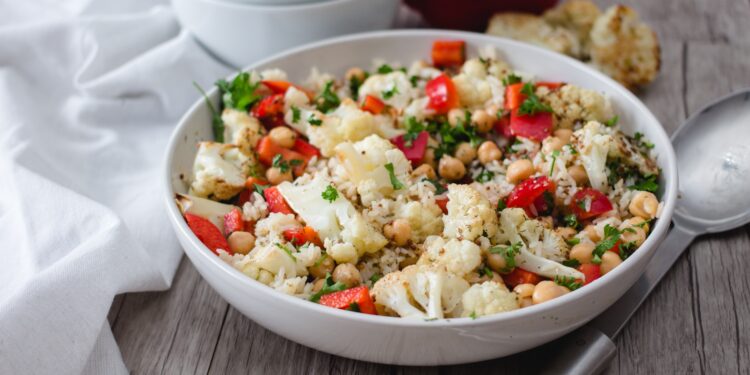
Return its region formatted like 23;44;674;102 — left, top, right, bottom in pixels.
176;39;663;320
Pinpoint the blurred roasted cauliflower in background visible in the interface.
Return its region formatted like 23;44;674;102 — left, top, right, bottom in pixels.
486;0;660;90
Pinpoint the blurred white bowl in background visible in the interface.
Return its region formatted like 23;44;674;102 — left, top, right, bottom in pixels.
173;0;400;67
221;0;327;5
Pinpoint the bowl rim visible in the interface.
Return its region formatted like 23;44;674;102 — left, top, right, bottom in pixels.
164;29;678;328
186;0;356;11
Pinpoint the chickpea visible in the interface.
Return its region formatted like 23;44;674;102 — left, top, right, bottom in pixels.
227;231;255;255
423;148;437;169
268;126;297;149
513;283;535;298
506;159;534;184
486;253;507;273
619;217;648;247
629;191;659;220
454;142;477;164
520;298;534;308
258;269;274;285
345;67;366;83
438;155;466;181
399;256;419;269
384;218;412;246
266;167;293;185
448;108;466;127
600;251;623;275
555;227;577;241
568;165;588;185
312;278;326;293
583;225;601;242
569;242;594;264
308;255;334;279
332;263;361;288
532;280;570;304
542;136;565;154
471;109;495;133
539;216;553;229
477;141;502;164
412;164;437;180
554;128;573;144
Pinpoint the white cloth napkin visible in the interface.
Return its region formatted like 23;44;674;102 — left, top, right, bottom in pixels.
0;1;231;373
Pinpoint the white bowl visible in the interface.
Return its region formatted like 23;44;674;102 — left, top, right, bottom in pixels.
172;0;400;67
164;30;677;365
221;0;326;5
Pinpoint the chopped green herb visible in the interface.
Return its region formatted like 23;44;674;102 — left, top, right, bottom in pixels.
633;132;655;150
308;113;322;126
382;85;399;100
489;241;522;273
563;214;579;229
347;302;361;312
321;184;339;203
604;115;619;127
216;72;262;111
348;73;365;101
253;183;269;196
619;241;637;260
315;80;340;113
275;243;297;261
566;237;581;246
193;82;225;143
409;75;419;88
423;178;447;195
517;83;553;115
313;253;328;267
376;64;394;74
628;175;659;193
403;117;427;147
502;73;522;86
562;259;581;268
309;273;346;303
384;163;404;190
369;274;383;284
272;155;301;173
591;225;621;264
555;275;583;291
469;311;478;320
497;199;507;212
483;267;494;278
549;149;560;176
476;169;495;183
291;106;301;123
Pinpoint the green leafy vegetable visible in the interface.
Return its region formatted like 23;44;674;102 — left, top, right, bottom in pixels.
409;75;419;88
321;184;339;203
497;199;507;212
192;81;225;143
489;241;522;273
482;267;494;278
291;106;301;123
469;311;478;320
369;274;382;284
604;115;619;127
517;83;553;116
476;169;495;183
423;178;447;195
563;214;579;229
376;64;394;74
384;163;404;190
562;259;581;268
348;73;365;101
591;225;621;264
566;237;581;246
216;72;262;111
272;155;302;173
347;302;361;312
502;73;522;86
315;80;340;113
313;253;328;267
309;273;346;303
549;149;560;176
554;275;583;291
308;113;322;126
382;85;399;100
253;183;269;196
628;175;659;193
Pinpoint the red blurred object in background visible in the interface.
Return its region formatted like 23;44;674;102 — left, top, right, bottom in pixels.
404;0;558;31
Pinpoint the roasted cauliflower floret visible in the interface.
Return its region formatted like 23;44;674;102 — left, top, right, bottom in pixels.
540;84;613;129
486;13;581;58
394;200;444;243
358;71;418;111
420;236;482;277
221;108;264;155
460;281;520;318
371;264;470;319
190;142;253;200
589;5;660;89
543;0;602;53
442;184;498;241
609;132;659;177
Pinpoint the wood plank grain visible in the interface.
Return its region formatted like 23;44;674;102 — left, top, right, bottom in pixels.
112;257;228;375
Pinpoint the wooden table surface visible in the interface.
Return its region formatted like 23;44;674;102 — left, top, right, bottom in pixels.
109;0;750;373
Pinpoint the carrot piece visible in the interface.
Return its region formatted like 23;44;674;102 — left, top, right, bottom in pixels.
263;186;294;215
283;226;323;247
504;82;526;110
361;94;386;114
536;81;565;90
256;136;307;176
185;213;230;255
262;80;292;94
502;268;542;288
319;286;377;315
431;40;466;68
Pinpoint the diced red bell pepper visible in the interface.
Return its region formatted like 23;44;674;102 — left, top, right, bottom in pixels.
251;94;286;128
570;188;614;220
319;286;377;315
506;176;556;212
263;186;294;215
223;208;244;235
532;190;555;216
245;177;269;189
504;83;526;110
425;74;459;114
361;94;386;115
262;80;293;94
578;263;602;285
390;131;429;167
435;196;449;214
291;138;321;159
185;213;230;255
494;114;514;139
536;81;565;90
431;40;466;68
283;226;323;247
235;189;252;206
256;136;307;176
510;109;554;142
502;268;542;288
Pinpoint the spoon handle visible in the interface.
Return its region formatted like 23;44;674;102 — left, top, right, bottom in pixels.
538;224;697;375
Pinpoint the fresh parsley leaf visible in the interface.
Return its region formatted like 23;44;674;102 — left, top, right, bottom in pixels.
502;73;522;86
423;178;447;195
348;74;365;101
563;214;579;229
347;302;361;312
409;75;419;88
554;275;583;291
469;311;478;320
253;183;269;196
591;225;621;264
566;237;581;246
497;199;507;212
619;241;637;260
321;184;339;203
376;64;394;74
216;72;262;111
384;163;404;190
369;274;382;284
628;175;659;193
604;115;619;127
291;106;301;123
549;149;560;176
517;83;553;115
315;80;340;113
308;113;322;126
193;81;225;143
313;253;328;267
476;169;495;183
275;243;297;261
403;117;426;147
562;259;581;268
272;155;302;173
381;85;399;100
309;273;346;303
489;242;522;273
482;267;494;278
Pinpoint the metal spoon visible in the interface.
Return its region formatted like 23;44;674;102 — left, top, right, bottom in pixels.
539;89;750;375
